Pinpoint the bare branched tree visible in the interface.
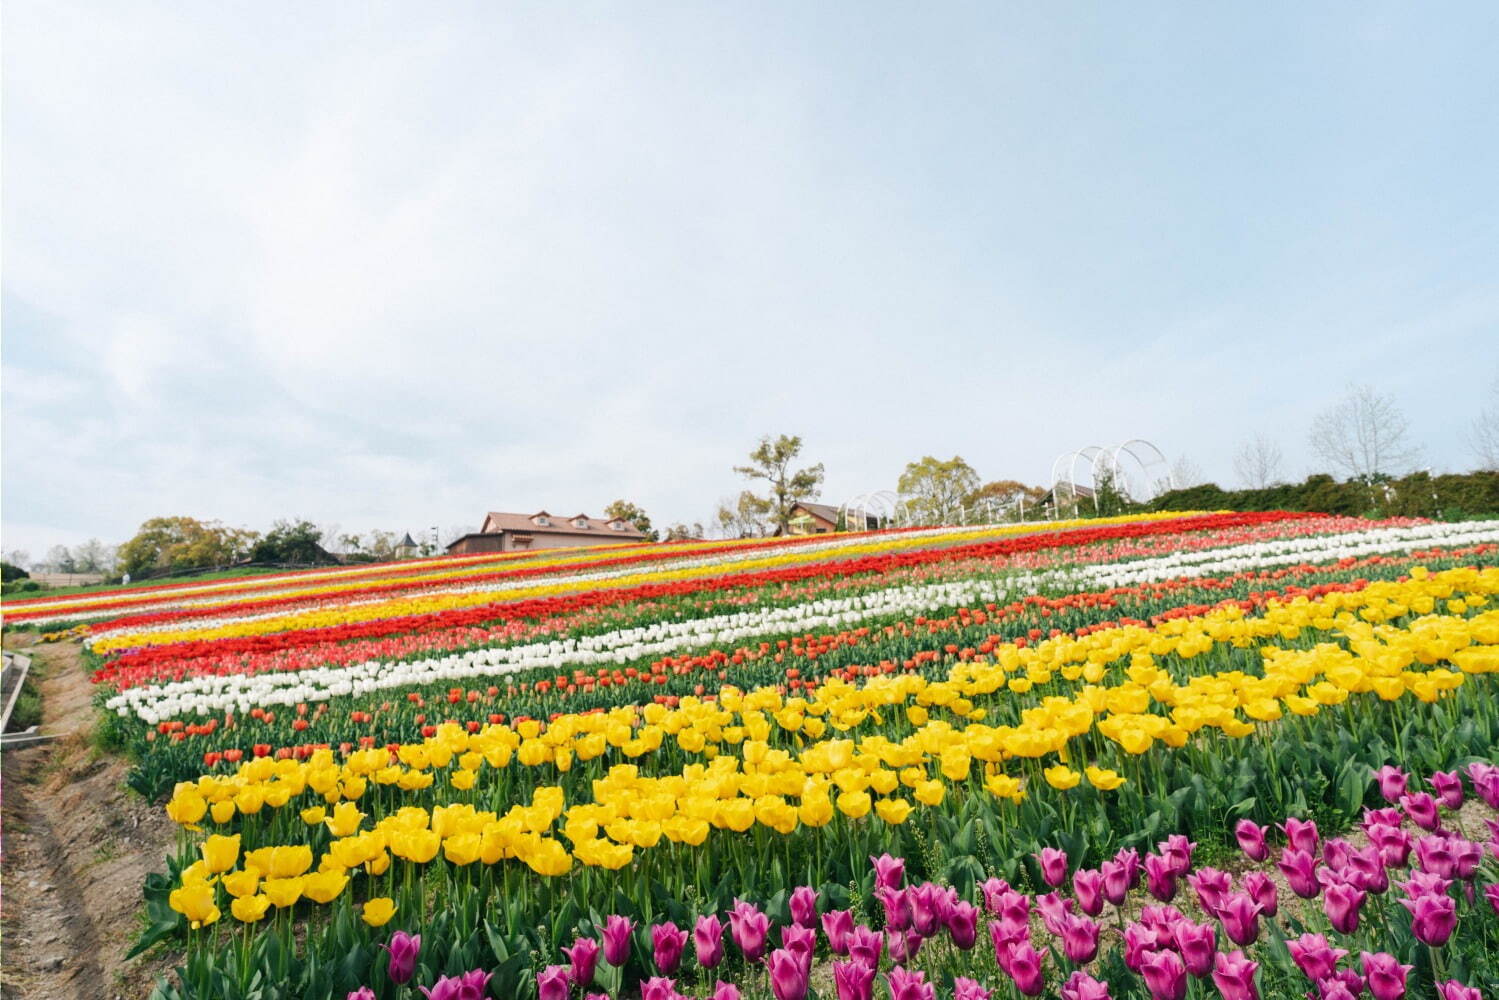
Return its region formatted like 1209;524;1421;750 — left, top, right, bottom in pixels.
1233;434;1285;489
1469;373;1499;471
1169;454;1205;490
1308;384;1418;481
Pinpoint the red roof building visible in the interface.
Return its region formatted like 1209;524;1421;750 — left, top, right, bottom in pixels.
445;510;649;555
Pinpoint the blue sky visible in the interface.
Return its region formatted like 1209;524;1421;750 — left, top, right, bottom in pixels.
4;2;1498;556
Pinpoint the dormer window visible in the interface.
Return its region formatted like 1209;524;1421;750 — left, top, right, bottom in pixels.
533;515;550;527
573;517;590;529
609;519;627;531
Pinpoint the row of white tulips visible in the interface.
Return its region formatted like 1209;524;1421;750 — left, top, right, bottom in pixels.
105;519;1499;724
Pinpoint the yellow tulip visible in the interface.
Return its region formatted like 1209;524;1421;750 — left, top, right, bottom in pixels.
874;797;913;825
262;876;304;909
302;870;349;904
168;882;221;929
200;833;240;874
914;780;945;807
450;768;477;790
1084;766;1125;791
166;788;208;826
210;800;237;824
269;845;314;878
836;790;872;819
221;869;261;898
230;894;271;923
1043;766;1081;791
300;806;327;826
324;801;366;837
443;833;482;866
365;851;391;876
362;897;397;927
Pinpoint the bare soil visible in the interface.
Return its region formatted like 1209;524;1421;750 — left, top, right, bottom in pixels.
1;636;178;1000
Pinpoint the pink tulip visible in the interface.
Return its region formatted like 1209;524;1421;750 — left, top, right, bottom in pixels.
348;989;375;1000
1373;765;1408;802
1323;881;1366;934
1241;871;1278;916
878;886;912;931
1060;971;1112;1000
602;915;634;967
1362;806;1405;830
1367;823;1412;867
1488;883;1499;914
988;918;1027;971
1072;868;1104;916
979;877;1011;914
536;966;569;1000
1058;912;1100;964
652;921;688;974
1278;817;1320;855
780;924;815;961
1037;847;1069;887
1398;869;1452;899
886;926;922;964
1140;948;1188;1000
1211;950;1259;1000
1286;933;1347;983
1399;893;1457;946
1277;848;1320;898
946;900;980;950
1400;792;1441;831
832;960;875;1000
1138;904;1187;948
1320;968;1367;998
1171;920;1216;978
848;925;882;968
1361;951;1412;1000
1437;981;1483;1000
1234;820;1269;861
710;983;741;1000
1114;847;1142;888
728;901;768;962
1035;891;1074;936
563;937;600;987
768;948;809;1000
908;883;946;937
640;977;677;1000
885;967;935;1000
1186;867;1231;914
1452;837;1483;878
421;970;493;1000
694;914;725;969
821;909;854;955
952;977;992;1000
1430;770;1464;809
1416;834;1459;877
1144;853;1177;901
1122;922;1157;972
789;885;819;928
991;889;1031;924
384;931;421;985
1323;837;1352;872
870;853;906;890
1216;892;1263;947
1005;942;1046;997
1315;981;1359;1000
1158;835;1196;875
1100;860;1130;905
1346;846;1388;894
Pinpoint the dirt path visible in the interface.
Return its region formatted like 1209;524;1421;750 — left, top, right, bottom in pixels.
1;636;178;1000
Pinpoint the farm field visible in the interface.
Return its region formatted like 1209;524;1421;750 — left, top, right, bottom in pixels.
7;509;1499;1000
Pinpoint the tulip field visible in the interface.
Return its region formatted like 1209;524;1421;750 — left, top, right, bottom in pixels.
10;509;1499;1000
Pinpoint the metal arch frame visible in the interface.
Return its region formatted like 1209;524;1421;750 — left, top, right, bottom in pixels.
1050;439;1175;513
839;490;901;532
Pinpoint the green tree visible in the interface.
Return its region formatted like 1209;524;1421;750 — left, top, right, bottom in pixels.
116;517;260;577
250;519;328;564
603;500;659;541
715;491;774;538
967;479;1046;521
662;522;705;542
898;455;981;525
734;434;825;535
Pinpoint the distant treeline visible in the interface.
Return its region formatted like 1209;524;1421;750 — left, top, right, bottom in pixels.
1148;470;1499;520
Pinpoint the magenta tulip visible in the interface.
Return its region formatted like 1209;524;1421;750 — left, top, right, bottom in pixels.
1346;846;1388;894
789;885;819;928
1072;868;1104;916
1060;971;1113;1000
848;925;882;968
694;914;725;969
1186;867;1231;914
1114;847;1142;888
1234;819;1269;861
1324;882;1366;934
384;931;421;985
821;908;854;955
870;853;906;890
420;970;493;1000
1374;765;1408;802
1211;950;1259;1000
1323;837;1352;872
1171;920;1216;978
1158;834;1196;875
952;977;992;1000
602;915;634;967
639;977;677;1000
1277;848;1320;898
728;901;768;962
1416;834;1459;877
1400;892;1457;946
1361;951;1412;1000
1037;847;1069;887
1035;891;1074;936
1278;817;1320;854
652;921;688;974
991;888;1030;924
1006;942;1046;997
1123;922;1157;972
988;918;1027;971
1138;904;1187;948
1400;792;1441;831
1140;948;1188;1000
348;989;376;1000
832;960;875;1000
1437;981;1483;1000
908;882;946;937
711;983;741;1000
878;886;912;931
1216;891;1263;947
979;877;1011;914
1100;860;1130;905
1058;912;1100;964
1430;770;1464;809
536;966;570;1000
1144;853;1177;901
946;900;979;950
1363;805;1405;830
1367;823;1413;868
886;927;922;964
563;937;599;987
780;924;815;961
1286;933;1348;983
1240;871;1278;917
768;948;809;1000
885;967;935;1000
